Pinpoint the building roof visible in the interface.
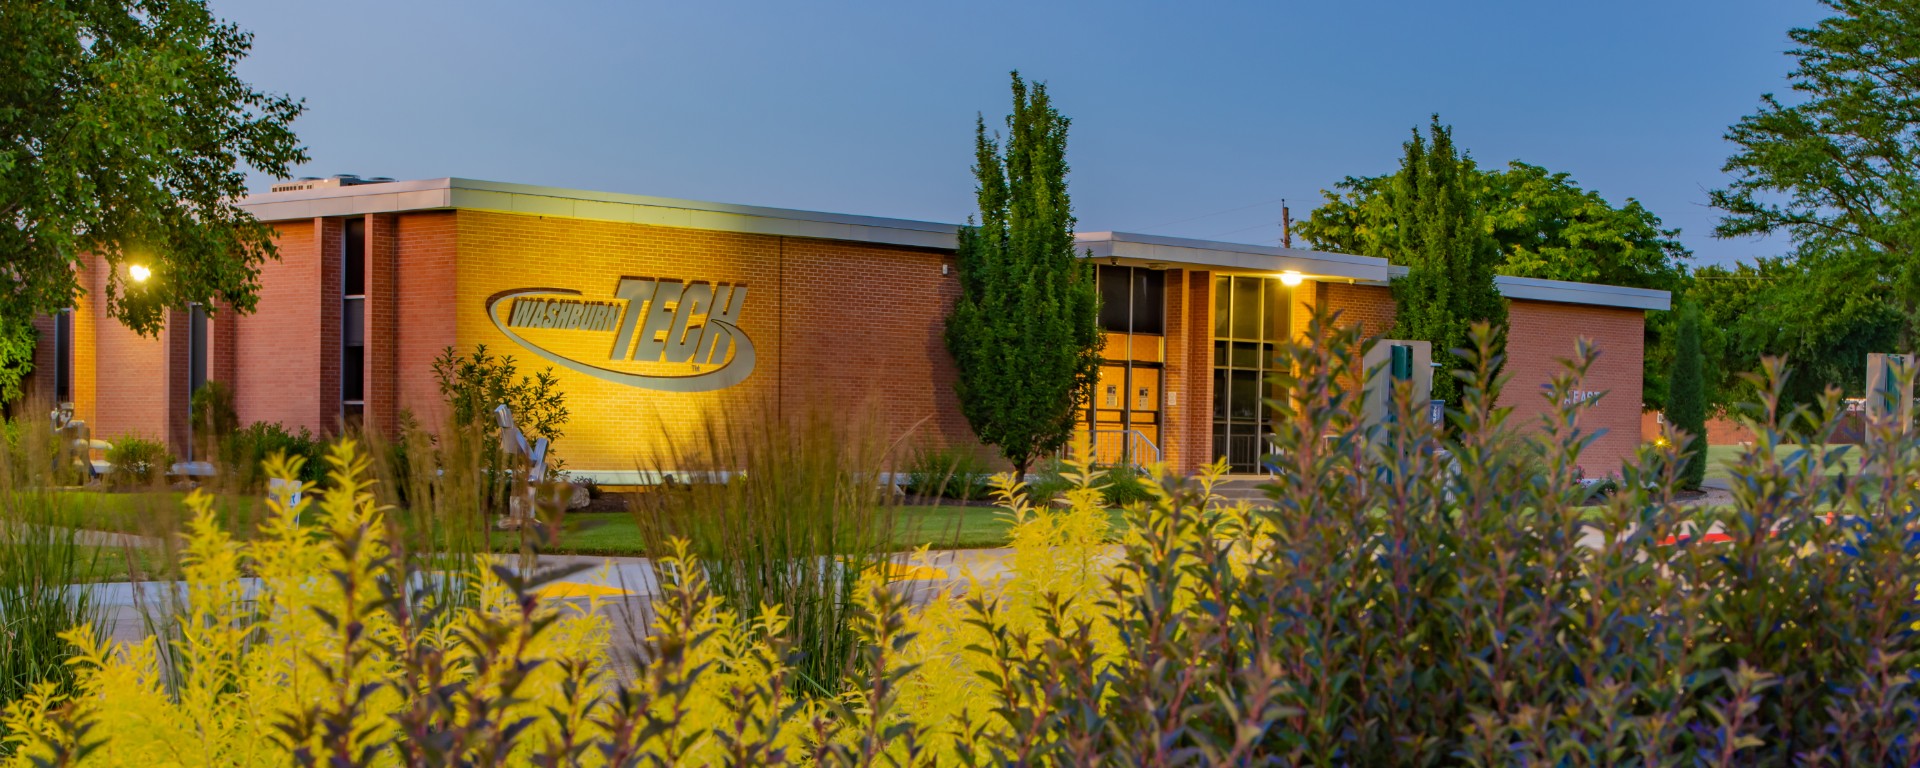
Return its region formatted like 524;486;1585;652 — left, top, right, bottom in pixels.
1074;231;1389;282
239;178;1671;311
238;177;961;251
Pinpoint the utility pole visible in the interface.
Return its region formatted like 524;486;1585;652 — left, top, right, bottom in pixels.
1281;199;1293;248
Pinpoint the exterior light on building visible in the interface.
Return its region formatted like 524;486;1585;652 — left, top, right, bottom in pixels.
1280;270;1304;287
128;264;151;283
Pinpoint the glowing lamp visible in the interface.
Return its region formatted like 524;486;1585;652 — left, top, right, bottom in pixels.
1279;270;1304;287
129;264;151;283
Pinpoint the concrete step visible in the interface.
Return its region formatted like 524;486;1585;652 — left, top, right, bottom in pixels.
1211;476;1273;505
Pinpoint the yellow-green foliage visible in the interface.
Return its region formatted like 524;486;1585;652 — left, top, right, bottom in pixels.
10;315;1920;765
0;442;1146;766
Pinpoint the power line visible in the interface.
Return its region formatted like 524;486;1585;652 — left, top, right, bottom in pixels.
1203;220;1281;239
1133;196;1288;233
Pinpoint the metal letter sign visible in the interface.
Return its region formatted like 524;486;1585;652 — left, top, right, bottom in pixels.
485;278;755;392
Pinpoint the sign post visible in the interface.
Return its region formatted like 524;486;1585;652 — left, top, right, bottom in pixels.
1363;339;1433;430
1865;353;1915;436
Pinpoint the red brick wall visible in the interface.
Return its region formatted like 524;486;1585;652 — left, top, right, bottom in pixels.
1502;299;1645;475
394;211;459;428
87;255;170;445
232;219;325;434
1317;282;1397;338
775;237;973;452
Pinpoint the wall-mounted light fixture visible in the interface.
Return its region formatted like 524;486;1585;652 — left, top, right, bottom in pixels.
128;264;152;283
1279;270;1304;287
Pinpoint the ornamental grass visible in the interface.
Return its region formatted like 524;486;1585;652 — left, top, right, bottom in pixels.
5;315;1920;765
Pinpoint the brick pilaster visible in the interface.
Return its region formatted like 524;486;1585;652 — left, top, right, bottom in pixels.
367;213;399;437
317;218;344;434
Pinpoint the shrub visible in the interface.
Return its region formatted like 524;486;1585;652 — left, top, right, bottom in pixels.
431;343;568;450
1095;463;1153;506
901;443;991;501
433;344;570;516
104;436;171;488
220;422;325;489
1027;459;1150;507
12;313;1920;764
188;381;238;461
1022;457;1076;507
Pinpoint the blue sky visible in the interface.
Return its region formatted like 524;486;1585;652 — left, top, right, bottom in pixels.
219;0;1827;267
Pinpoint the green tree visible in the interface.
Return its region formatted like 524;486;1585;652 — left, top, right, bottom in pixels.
0;0;305;397
1366;117;1507;404
945;72;1101;477
1710;0;1920;353
1300;158;1690;407
1668;300;1708;489
1692;257;1901;411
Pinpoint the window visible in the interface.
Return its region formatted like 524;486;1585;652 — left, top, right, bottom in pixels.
53;310;72;403
1131;269;1164;334
1096;265;1165;334
1085;265;1167;466
342;217;367;424
188;305;208;395
1211;275;1294;473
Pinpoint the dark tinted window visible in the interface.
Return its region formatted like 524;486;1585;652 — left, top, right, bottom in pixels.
1131;268;1165;334
343;345;364;402
344;217;366;296
189;305;208;394
1098;265;1131;332
54;310;71;402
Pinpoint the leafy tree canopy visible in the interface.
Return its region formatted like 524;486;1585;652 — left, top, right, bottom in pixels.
1300;155;1691;407
0;0;305;397
1302;161;1690;292
945;72;1102;477
1710;0;1920;353
1692;255;1902;410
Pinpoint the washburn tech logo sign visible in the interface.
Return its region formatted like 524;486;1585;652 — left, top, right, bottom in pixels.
485;277;754;392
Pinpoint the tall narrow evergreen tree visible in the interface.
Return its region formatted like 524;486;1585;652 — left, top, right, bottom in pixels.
946;73;1102;478
1668;300;1708;489
1385;117;1508;403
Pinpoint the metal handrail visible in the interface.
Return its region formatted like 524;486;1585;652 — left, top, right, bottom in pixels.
1084;428;1162;471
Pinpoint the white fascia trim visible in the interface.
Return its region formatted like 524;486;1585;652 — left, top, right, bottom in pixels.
1495;275;1672;310
237;178;961;251
1378;265;1673;310
1076;231;1390;282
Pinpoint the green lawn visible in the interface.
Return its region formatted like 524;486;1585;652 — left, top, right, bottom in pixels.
490;504;1132;556
71;545;176;582
44;489;1129;558
1701;443;1867;484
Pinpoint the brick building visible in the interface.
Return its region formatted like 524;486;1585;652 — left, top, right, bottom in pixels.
36;177;1670;480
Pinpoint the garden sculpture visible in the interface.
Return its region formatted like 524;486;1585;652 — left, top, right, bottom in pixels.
495;403;549;529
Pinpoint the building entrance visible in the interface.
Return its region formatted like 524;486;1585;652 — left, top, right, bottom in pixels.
1212;275;1293;473
1084;265;1164;467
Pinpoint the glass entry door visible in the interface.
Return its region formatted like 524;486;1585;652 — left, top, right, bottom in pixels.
1085;265;1164;466
1212;275;1292;473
